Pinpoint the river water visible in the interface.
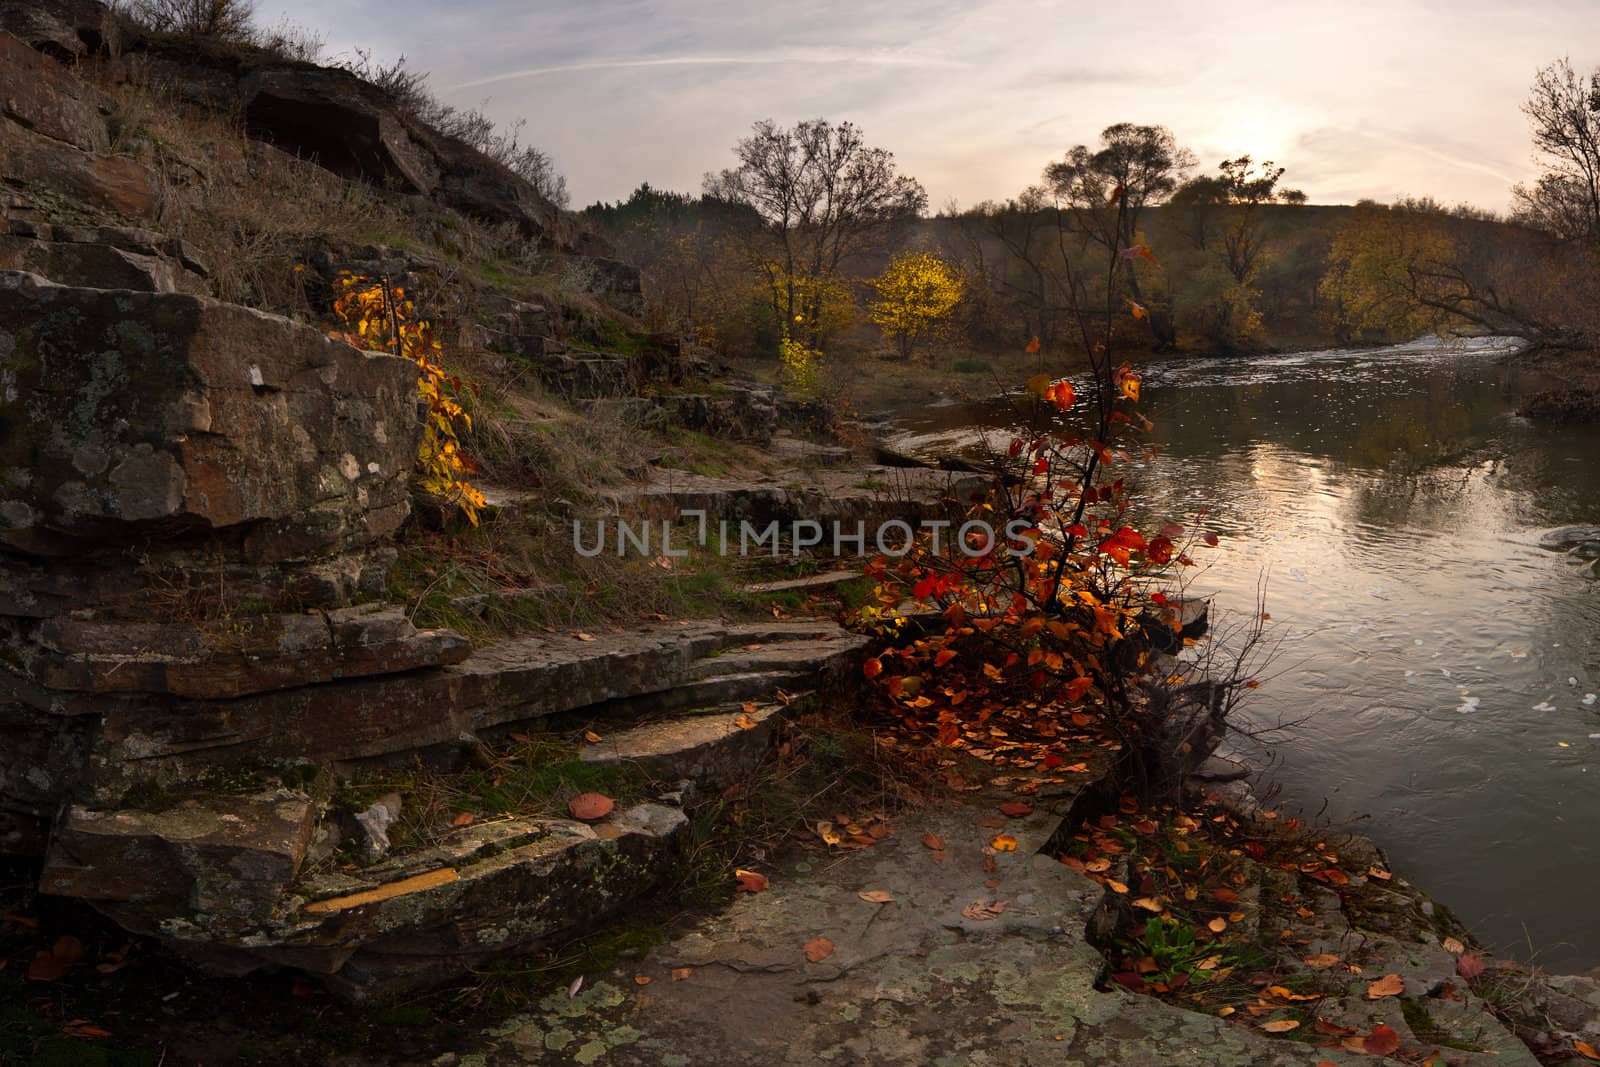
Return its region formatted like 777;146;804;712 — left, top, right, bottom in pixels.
882;337;1600;969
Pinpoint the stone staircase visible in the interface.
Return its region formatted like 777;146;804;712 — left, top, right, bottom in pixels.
33;618;870;999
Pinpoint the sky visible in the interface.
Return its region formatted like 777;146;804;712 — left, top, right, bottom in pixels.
264;0;1599;212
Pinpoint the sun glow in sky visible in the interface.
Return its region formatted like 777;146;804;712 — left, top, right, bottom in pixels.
267;0;1598;212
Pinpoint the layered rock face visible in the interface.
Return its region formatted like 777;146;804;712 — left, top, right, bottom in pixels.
0;270;454;832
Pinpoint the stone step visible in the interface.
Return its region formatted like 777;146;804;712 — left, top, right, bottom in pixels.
44;796;690;1002
572;671;815;726
737;569;863;596
688;634;869;681
580;701;788;787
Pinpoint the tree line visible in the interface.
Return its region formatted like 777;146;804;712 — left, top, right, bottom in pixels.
585;57;1600;375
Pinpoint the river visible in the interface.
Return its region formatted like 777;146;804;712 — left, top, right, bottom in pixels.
881;336;1600;969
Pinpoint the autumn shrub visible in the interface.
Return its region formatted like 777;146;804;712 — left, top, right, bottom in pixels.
327;273;486;524
859;195;1253;803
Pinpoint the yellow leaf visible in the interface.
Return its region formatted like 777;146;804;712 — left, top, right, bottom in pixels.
1260;1020;1299;1034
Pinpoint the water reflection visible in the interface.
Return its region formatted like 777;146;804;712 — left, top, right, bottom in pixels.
884;338;1600;968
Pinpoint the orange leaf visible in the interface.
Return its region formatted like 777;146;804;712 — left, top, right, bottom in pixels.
1025;336;1041;354
735;869;769;893
1456;954;1485;979
857;890;894;904
568;793;614;821
933;649;957;667
998;802;1033;818
26;936;84;982
802;937;835;963
1364;1025;1401;1055
921;832;945;851
1575;1039;1600;1061
451;812;474;827
989;834;1018;852
671;967;693;981
1365;973;1405;999
863;658;883;679
633;975;653;985
1260;1020;1299;1033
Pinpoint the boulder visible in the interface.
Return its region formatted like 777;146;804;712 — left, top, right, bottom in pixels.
0;270;421;561
0;0;120;62
39;791;318;928
0;30;110;149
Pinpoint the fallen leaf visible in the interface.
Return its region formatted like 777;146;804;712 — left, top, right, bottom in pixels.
671;968;692;981
921;832;945;851
583;730;603;744
1441;936;1466;955
1365;973;1404;999
735;869;769;893
568;975;584;998
452;812;474;827
1456;954;1485;979
1576;1038;1600;1061
1207;917;1227;933
976;816;1008;829
1260;1020;1300;1033
575;632;596;642
998;802;1033;818
568;793;614;821
1302;953;1342;969
960;899;1008;921
633;975;653;986
733;713;758;731
990;834;1018;852
62;1020;113;1039
803;938;835;963
1364;1024;1401;1055
1132;897;1164;913
26;936;84;982
857;890;894;904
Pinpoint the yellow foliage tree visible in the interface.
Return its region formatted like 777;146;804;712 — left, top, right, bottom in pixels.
1320;205;1463;341
327;273;486;524
869;250;963;359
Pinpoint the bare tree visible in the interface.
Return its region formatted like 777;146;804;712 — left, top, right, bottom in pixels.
1513;58;1600;242
705;119;927;346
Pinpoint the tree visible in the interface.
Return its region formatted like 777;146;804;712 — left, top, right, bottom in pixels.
1319;201;1568;344
1167;157;1304;349
1045;124;1195;348
870;250;964;359
1171;157;1303;284
1512;58;1600;242
706;119;927;350
952;188;1069;347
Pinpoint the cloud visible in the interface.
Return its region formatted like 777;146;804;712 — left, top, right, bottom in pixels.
445;48;970;92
